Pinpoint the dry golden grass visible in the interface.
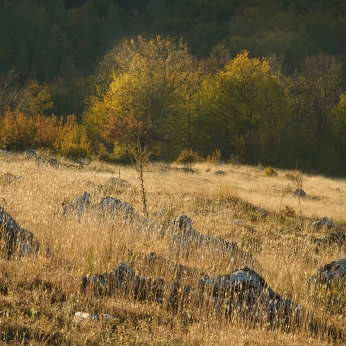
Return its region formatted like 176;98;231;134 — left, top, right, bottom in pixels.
0;153;345;345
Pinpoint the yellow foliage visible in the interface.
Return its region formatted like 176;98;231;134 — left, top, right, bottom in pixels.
57;114;91;159
0;110;36;150
84;36;200;156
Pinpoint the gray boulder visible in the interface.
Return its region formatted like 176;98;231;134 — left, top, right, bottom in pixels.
0;205;40;258
81;262;301;325
24;149;37;159
62;191;91;217
100;196;122;213
313;231;346;247
310;217;334;232
308;258;346;289
215;170;226;176
292;189;306;198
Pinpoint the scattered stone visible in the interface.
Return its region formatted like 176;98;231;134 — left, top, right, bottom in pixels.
310;217;334;232
308;258;346;289
74;158;90;165
215;170;226;175
180;167;195;173
231;219;243;225
0;173;22;186
292;189;306;198
82;262;302;325
107;177;131;187
24;149;37;159
168;214;256;268
62;191;91;216
100;196;123;213
151;209;167;218
312;231;346;247
45;158;60;168
0;205;40;258
0;150;11;155
73;312;115;323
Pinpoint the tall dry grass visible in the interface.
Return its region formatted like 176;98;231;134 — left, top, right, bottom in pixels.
0;153;345;345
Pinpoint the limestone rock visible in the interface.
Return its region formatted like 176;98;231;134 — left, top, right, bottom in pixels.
168;214;255;268
0;205;40;258
313;231;346;247
308;258;346;289
215;170;226;175
310;217;334;232
24;149;37;159
0;173;22;186
81;262;301;325
73;312;115;323
62;191;91;216
100;196;122;213
292;189;306;198
107;177;131;187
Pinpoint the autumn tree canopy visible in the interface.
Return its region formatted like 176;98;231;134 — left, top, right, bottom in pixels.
85;35;200;158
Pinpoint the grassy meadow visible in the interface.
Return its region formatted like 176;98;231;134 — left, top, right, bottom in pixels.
0;152;345;345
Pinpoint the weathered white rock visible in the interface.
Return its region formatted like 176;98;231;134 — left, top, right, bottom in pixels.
100;196;122;213
292;189;306;198
215;170;226;175
0;205;40;258
168;214;255;268
310;217;334;232
73;312;115;323
308;258;346;289
81;262;301;325
62;191;91;216
24;149;37;159
313;231;346;247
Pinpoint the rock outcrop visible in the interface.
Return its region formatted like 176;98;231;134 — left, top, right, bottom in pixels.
0;205;40;258
308;258;346;289
312;231;346;247
167;214;256;268
292;189;306;198
62;191;91;217
310;217;334;232
81;261;302;326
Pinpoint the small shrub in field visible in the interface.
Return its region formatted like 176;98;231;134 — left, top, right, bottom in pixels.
206;148;221;163
281;206;296;217
57;114;91;159
35;115;61;150
176;149;202;164
0;110;37;150
265;166;278;176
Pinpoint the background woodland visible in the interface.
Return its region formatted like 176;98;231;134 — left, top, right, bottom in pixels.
1;0;346;176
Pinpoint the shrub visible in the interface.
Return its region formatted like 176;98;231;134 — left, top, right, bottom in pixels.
35;115;61;150
176;149;202;164
265;166;278;176
206;148;222;163
57;114;91;159
0;110;37;150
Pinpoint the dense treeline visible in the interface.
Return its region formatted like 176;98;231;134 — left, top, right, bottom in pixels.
0;0;346;175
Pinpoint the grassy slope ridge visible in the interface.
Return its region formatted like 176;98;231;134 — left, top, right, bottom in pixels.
0;153;345;345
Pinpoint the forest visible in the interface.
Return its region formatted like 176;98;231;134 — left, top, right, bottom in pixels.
1;0;346;176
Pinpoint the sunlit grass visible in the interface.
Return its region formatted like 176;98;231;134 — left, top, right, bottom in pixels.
0;153;345;344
